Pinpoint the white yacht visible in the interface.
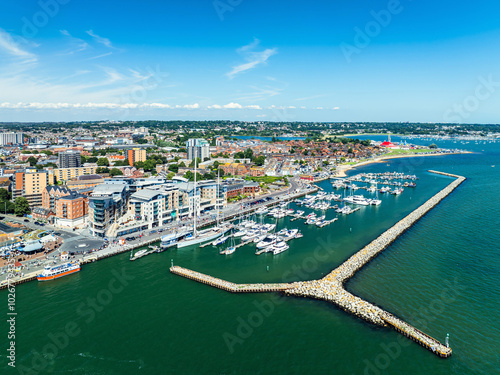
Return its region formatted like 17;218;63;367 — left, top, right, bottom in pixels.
177;226;230;248
271;241;289;255
212;235;229;246
344;195;370;206
256;234;279;249
255;207;269;215
233;228;247;237
242;229;259;241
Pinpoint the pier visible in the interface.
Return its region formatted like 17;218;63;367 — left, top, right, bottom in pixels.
170;266;297;293
170;170;465;358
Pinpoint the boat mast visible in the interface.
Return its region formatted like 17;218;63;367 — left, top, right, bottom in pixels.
216;168;220;227
193;157;197;237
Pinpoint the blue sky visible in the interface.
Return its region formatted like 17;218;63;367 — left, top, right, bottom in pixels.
1;0;500;123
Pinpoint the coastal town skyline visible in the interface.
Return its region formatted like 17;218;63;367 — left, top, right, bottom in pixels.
2;0;500;123
1;2;499;375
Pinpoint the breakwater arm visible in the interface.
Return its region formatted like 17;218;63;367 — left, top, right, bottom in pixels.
171;170;464;358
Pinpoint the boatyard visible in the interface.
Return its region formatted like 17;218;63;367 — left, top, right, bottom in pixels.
170;170;465;358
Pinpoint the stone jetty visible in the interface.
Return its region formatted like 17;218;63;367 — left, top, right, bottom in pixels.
170;266;298;293
171;171;465;358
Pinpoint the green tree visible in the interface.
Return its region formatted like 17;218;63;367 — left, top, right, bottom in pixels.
244;148;253;160
87;156;98;163
113;159;130;166
254;155;266;166
134;161;145;169
168;164;179;173
109;168;124;176
189;157;201;168
166;172;175;180
14;197;30;216
27;156;38;166
96;167;110;174
347;148;353;154
0;188;11;201
178;161;186;168
97;157;109;166
143;159;157;171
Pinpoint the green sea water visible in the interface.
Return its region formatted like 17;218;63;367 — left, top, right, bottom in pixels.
2;138;499;375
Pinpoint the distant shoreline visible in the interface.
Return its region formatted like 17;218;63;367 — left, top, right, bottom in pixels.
334;151;471;177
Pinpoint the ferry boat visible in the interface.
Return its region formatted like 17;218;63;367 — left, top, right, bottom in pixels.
37;262;81;281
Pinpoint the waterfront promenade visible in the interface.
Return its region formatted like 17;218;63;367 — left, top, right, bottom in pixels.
0;183;317;289
170;170;465;358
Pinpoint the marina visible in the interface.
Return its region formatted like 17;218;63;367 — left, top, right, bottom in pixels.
170;170;465;358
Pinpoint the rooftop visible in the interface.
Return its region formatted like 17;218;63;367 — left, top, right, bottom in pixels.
130;188;163;201
92;183;128;196
78;174;104;181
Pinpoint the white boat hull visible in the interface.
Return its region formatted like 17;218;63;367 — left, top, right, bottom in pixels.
177;228;229;248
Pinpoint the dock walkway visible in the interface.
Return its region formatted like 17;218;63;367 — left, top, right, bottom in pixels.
170;266;297;293
170;170;464;358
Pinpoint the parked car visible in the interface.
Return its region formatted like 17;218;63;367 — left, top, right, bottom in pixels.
24;219;29;222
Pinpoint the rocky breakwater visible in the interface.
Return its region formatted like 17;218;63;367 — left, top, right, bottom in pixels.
286;171;464;356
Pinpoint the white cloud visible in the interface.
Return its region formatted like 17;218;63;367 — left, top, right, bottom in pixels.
207;102;262;110
0;28;37;63
332;106;340;110
226;39;277;79
266;105;296;110
59;30;89;55
86;52;113;60
86;30;114;48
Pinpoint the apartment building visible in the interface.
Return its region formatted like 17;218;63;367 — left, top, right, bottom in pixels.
55;193;88;228
58;150;81;168
12;168;55;207
88;183;129;237
186;138;210;161
0;132;24;145
127;148;147;167
53;165;98;182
